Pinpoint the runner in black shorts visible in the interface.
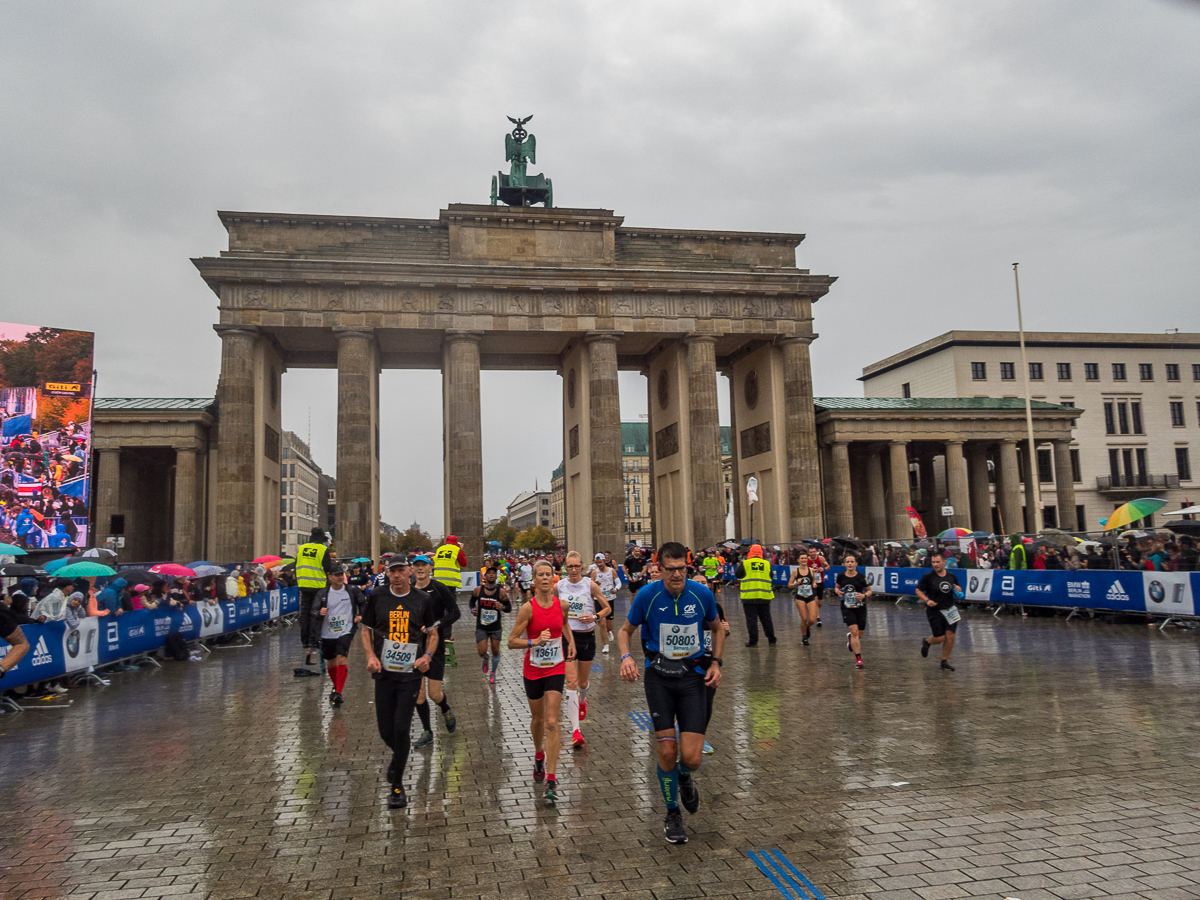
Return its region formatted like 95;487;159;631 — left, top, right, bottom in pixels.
916;552;961;671
835;553;871;670
471;566;511;685
313;566;366;705
619;542;724;845
410;553;462;747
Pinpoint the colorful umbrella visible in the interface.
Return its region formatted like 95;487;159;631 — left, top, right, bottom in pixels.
56;561;117;578
1103;498;1169;532
352;557;372;563
253;555;283;565
0;543;29;556
150;563;196;577
936;527;973;539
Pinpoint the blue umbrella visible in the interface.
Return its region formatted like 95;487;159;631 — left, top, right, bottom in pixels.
187;561;215;568
44;556;76;572
0;543;29;556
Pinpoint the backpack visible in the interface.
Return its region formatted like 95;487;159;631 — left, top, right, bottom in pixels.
164;632;189;661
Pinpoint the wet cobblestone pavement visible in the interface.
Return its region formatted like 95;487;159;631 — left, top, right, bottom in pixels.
4;593;1200;900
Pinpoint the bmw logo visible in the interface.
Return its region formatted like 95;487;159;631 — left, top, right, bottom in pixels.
672;625;680;633
66;629;80;658
1149;581;1165;604
969;576;979;592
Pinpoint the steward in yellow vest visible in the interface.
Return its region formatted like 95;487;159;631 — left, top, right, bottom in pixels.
736;544;777;646
433;536;466;589
296;527;333;664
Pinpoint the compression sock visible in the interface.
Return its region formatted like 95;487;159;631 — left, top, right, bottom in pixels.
416;701;431;732
327;664;337;686
436;695;451;714
333;665;348;693
657;764;680;809
679;760;699;783
489;653;498;673
566;689;580;731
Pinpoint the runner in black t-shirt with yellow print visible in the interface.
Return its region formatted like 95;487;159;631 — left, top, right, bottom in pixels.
916;551;961;671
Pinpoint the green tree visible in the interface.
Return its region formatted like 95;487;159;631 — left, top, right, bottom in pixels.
396;526;434;553
379;531;397;555
513;526;556;553
486;516;518;549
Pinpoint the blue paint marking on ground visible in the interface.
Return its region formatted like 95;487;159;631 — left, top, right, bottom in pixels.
746;850;826;900
590;663;604;673
628;711;653;731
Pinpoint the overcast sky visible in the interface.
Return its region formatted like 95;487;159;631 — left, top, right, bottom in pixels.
3;1;1198;531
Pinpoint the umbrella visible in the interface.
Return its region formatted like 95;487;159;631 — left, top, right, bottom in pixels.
61;454;82;462
77;547;118;558
1164;505;1200;517
1037;528;1079;548
1166;520;1200;537
43;556;77;572
0;564;48;577
253;555;283;565
885;541;903;547
352;557;372;563
116;568;157;584
190;565;225;577
969;531;992;539
937;528;973;539
150;563;196;577
187;561;215;568
56;561;117;578
0;542;30;556
1104;498;1169;532
1118;530;1150;540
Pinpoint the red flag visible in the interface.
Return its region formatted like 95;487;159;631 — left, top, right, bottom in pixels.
905;506;927;539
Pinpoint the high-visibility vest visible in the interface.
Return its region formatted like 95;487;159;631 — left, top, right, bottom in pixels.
739;558;773;602
434;543;462;589
296;542;329;589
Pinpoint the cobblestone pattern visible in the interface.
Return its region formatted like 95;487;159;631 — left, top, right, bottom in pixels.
3;593;1200;900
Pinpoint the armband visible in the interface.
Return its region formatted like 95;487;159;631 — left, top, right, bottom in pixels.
621;653;632;661
423;652;433;660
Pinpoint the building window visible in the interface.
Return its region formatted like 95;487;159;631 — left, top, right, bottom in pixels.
1057;363;1071;381
1037;448;1053;483
1000;362;1015;381
1131;401;1143;435
1060;400;1076;408
1070;448;1082;483
1117;402;1130;435
1112;363;1127;381
1104;402;1115;435
1166;363;1180;382
1076;504;1085;529
1139;363;1154;381
901;382;911;398
635;505;641;516
971;362;987;380
1178;448;1193;482
1194;364;1200;381
1085;363;1099;381
1171;401;1185;426
1029;362;1044;381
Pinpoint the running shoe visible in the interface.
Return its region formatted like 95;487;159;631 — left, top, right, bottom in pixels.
816;618;822;628
387;786;407;809
544;780;557;802
702;741;714;755
533;756;546;782
802;634;809;646
329;690;337;702
572;729;586;749
855;657;864;670
332;692;343;707
489;671;495;686
920;638;930;659
443;708;457;733
482;656;489;673
601;644;610;654
940;660;955;671
679;777;699;814
663;809;688;844
846;632;852;652
579;699;588;721
413;729;434;749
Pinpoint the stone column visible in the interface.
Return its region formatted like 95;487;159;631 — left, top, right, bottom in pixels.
335;327;378;560
95;448;122;548
945;440;970;533
1021;444;1037;532
966;443;992;533
828;441;854;536
727;371;742;539
865;445;887;539
442;331;484;567
996;439;1022;535
587;332;624;555
919;454;938;531
687;335;724;549
888;441;912;538
173;447;199;563
645;371;657;548
781;337;823;538
213;325;258;562
1053;440;1078;531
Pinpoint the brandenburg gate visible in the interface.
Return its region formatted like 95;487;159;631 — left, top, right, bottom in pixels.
192;200;835;564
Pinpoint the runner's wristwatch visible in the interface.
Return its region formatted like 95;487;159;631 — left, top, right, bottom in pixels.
711;657;723;666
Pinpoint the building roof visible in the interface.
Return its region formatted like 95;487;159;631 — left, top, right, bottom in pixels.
815;397;1073;412
861;330;1200;380
94;397;214;411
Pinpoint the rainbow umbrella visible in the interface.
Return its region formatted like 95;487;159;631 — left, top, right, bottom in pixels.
936;527;973;539
1103;497;1168;532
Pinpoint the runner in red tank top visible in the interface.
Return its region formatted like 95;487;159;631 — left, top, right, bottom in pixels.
507;558;576;802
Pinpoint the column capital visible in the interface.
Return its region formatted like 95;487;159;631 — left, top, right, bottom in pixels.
945;439;965;448
889;439;909;448
213;324;258;339
443;329;484;344
584;330;623;345
777;334;816;348
332;325;377;338
684;333;719;345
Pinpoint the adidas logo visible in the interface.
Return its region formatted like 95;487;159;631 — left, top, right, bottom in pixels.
31;635;53;666
1107;582;1129;601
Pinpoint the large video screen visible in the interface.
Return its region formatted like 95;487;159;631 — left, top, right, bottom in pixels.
0;323;95;550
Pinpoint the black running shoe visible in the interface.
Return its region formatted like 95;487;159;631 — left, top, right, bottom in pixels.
744;641;758;648
329;690;336;702
443;708;457;733
941;660;955;671
802;634;809;646
533;756;546;782
544;780;557;803
920;638;930;659
387;786;407;809
663;808;688;844
679;777;699;814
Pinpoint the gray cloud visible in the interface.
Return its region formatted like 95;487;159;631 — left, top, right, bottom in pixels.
2;0;1197;530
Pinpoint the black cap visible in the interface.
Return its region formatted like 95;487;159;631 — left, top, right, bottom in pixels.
310;527;327;541
385;554;411;569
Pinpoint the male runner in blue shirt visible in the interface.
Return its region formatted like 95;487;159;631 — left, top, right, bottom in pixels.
618;541;724;846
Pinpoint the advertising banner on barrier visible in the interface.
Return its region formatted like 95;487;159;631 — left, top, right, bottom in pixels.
0;587;299;691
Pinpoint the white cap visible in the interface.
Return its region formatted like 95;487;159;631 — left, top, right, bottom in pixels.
594;553;604;560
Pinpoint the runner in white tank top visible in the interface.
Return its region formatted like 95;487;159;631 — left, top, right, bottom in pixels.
558;551;611;749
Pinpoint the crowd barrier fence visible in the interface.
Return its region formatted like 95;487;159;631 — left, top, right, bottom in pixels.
0;587;300;696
